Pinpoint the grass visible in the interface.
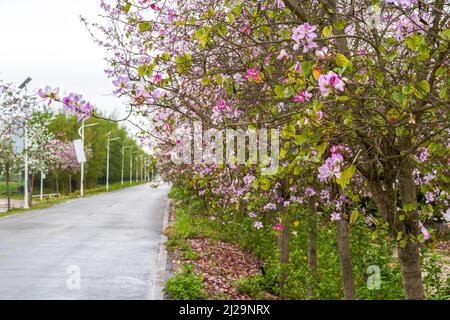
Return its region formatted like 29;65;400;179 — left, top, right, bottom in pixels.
0;180;148;218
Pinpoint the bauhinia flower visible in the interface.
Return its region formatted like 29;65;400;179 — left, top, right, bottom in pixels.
294;90;312;103
277;49;287;60
153;74;163;83
418;221;430;240
245;68;262;83
37;86;60;104
385;0;417;8
292;23;318;52
254;221;263;230
315;110;324;121
331;212;341;221
273;223;283;232
112;75;132;95
318;152;344;182
318;71;345;97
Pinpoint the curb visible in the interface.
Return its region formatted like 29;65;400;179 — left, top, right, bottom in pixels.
149;198;170;300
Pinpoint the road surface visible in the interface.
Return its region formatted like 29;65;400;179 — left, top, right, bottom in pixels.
0;183;170;299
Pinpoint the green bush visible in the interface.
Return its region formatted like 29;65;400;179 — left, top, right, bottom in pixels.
164;265;208;300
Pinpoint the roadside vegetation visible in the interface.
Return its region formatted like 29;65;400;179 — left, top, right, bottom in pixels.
164;185;449;300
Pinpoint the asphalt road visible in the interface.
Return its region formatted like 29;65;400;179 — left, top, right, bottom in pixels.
0;183;170;300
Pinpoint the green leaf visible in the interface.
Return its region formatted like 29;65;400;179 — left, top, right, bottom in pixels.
350;208;359;224
280;28;291;40
392;91;407;106
336;165;356;189
138;21;152;32
336;95;349;101
123;2;131;14
301;61;312;76
402;84;414;95
161;52;170;61
274;85;285;98
335;53;347;67
137;64;151;77
397;231;403;241
415;80;430;98
322;25;332;37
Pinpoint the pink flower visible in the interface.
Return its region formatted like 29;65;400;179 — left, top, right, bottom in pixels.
113;75;132;95
315;111;323;121
254;221;263;230
294;90;312;103
305;186;316;197
318;153;344;182
418;221;430;240
292;23;318;52
37;86;60;104
245;68;262;83
277;49;287;60
294;61;302;74
153;74;163;83
331;212;341;221
273;223;283;232
239;25;251;35
216;100;227;111
150;3;158;10
318;71;345;97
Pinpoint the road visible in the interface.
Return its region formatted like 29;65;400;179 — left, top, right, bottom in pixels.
0;183;170;300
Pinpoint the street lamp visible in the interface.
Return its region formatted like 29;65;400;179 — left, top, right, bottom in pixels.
19;77;31;209
130;150;137;184
106;132;120;191
121;145;131;186
78;121;99;196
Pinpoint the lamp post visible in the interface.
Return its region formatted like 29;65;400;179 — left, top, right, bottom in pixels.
78;121;99;196
19;77;31;209
130;151;137;184
121;145;131;186
106;132;120;191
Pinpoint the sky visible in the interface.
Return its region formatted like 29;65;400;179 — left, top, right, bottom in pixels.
0;0;130;124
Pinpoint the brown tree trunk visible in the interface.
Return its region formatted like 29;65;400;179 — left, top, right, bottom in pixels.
397;159;425;300
69;174;72;194
307;198;318;298
336;218;356;300
279;214;290;297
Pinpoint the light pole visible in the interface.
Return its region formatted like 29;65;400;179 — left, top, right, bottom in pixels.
130;151;137;184
19;77;31;209
106;132;120;191
121;145;131;186
78;121;99;196
135;154;139;182
40;171;45;202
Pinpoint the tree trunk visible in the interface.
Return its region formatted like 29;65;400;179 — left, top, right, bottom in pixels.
397;159;424;300
336;218;356;300
307;198;318;298
6;162;11;211
279;214;290;297
69;174;72;194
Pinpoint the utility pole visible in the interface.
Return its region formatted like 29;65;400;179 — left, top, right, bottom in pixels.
105;132;120;191
40;171;45;202
78;121;98;196
19;77;31;209
121;145;131;186
130;151;137;184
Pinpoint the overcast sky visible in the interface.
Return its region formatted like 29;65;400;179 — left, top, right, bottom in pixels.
0;0;129;122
